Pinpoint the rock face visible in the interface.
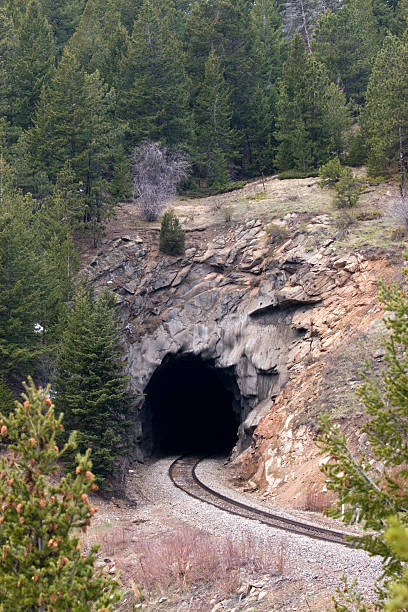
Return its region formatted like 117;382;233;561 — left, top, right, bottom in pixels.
85;212;401;487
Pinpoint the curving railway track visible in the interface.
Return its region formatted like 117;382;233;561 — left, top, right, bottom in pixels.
169;455;354;548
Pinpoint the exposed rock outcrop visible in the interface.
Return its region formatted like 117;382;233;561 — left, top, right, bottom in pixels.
84;208;402;493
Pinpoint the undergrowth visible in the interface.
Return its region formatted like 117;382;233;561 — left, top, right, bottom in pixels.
84;525;288;608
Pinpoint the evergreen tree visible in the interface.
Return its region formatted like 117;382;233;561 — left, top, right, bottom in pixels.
194;49;236;186
116;0;143;32
0;8;18;142
247;0;287;174
185;0;253;172
0;379;120;610
89;2;128;89
364;34;408;189
54;286;131;488
0;374;13;415
0;189;42;379
317;257;408;603
274;33;349;173
313;0;380;104
119;0;192;149
12;0;55;131
29;48;126;230
40;0;85;51
373;0;401;32
159;209;185;255
67;0;128;88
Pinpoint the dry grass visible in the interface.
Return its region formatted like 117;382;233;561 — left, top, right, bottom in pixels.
301;489;332;513
80;521;129;557
107;526;286;601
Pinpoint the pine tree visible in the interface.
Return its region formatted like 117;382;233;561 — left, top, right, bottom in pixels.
313;0;380;104
0;8;18;142
67;0;128;88
363;34;408;188
116;0;143;32
274;34;313;172
246;0;287;174
159;209;185;255
29;48;126;229
54;286;131;488
40;0;85;51
0;374;13;415
317;257;408;599
36;229;79;350
194;49;236;186
274;33;350;173
12;0;55;131
88;2;128;89
0;189;42;379
185;0;253;172
0;379;120;610
372;0;401;33
119;0;192;149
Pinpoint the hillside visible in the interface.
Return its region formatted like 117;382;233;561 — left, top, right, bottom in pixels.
79;171;403;498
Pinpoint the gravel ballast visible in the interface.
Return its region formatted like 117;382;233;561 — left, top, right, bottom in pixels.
124;456;382;610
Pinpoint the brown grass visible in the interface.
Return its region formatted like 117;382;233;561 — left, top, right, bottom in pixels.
301;488;332;513
110;526;286;600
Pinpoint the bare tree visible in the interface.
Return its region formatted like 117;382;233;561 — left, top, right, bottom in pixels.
283;0;342;51
131;141;191;222
387;195;408;229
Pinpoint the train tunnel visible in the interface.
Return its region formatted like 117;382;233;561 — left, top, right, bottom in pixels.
144;354;240;455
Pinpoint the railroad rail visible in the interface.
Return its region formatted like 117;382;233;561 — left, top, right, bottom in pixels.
169;455;354;547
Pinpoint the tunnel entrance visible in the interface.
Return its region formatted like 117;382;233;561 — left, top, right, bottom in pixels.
144;354;240;455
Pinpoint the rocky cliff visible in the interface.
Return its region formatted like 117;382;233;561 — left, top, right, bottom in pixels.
82;175;403;505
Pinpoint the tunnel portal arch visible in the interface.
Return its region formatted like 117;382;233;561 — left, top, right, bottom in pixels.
143;353;241;455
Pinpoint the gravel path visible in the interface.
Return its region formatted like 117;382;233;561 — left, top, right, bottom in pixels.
127;456;382;609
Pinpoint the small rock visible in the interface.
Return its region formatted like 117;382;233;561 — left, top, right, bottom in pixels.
158;597;167;604
258;591;268;601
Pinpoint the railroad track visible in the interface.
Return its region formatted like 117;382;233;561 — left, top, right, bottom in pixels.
169;455;354;547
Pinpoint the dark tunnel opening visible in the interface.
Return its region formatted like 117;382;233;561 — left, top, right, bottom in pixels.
144;354;240;455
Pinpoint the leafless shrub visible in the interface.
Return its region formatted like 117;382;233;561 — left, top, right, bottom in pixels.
301;488;332;513
117;527;284;597
81;523;128;556
386;196;408;229
223;206;232;224
131;141;191;222
276;537;287;575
